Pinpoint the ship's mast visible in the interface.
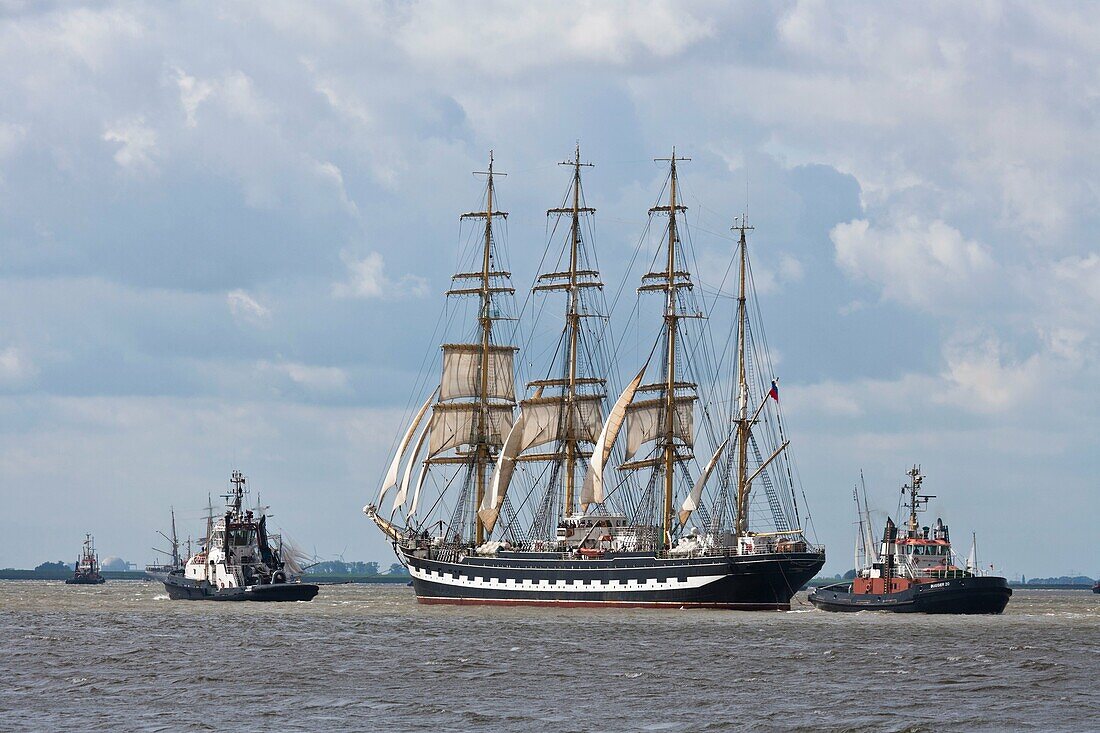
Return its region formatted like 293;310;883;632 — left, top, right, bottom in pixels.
170;507;179;568
471;153;505;544
549;144;593;518
733;217;754;536
653;151;690;546
903;465;933;538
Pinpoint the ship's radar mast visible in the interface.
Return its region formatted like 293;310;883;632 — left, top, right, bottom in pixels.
903;465;935;538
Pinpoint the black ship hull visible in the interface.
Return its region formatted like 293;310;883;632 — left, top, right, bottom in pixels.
400;547;824;610
65;576;105;585
152;572;318;602
808;576;1011;614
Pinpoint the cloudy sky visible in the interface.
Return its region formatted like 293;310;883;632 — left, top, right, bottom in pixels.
1;1;1097;577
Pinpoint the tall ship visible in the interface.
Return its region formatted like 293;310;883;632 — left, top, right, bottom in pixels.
65;534;105;585
364;148;825;609
148;471;319;602
809;466;1011;613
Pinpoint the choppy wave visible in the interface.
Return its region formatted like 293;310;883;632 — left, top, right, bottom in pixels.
0;582;1096;732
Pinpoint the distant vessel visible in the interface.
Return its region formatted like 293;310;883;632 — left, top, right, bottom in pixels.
365;148;824;609
148;471;319;602
145;507;185;576
65;534;105;585
809;466;1011;614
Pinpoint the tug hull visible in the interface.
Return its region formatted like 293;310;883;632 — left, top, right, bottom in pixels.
151;571;318;602
808;576;1011;614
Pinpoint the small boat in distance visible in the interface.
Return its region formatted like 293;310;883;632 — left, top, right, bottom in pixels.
148;471;319;602
145;506;185;576
809;466;1011;614
65;534;105;585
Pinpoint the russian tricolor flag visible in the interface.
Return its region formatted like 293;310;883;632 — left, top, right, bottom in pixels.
768;379;779;402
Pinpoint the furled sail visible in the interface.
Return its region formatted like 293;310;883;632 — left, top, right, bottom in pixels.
379;390;436;505
478;413;527;534
428;403;514;456
678;437;729;524
580;367;646;507
392;421;431;514
624;397;695;459
440;343;516;402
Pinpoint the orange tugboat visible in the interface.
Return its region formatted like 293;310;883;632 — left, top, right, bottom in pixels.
65;534;105;585
810;466;1011;614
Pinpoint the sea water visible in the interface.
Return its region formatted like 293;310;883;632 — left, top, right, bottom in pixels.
1;581;1096;731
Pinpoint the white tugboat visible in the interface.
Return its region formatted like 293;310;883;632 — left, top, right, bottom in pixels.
148;471;318;602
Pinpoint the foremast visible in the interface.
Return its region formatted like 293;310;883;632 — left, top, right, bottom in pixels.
472;153;501;544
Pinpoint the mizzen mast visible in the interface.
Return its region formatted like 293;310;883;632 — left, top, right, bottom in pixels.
733;216;754;537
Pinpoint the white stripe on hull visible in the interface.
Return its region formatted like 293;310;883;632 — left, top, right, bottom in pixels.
407;562;726;594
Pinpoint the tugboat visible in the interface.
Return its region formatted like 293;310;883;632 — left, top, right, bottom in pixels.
65;534;105;584
809;466;1011;614
148;471;319;602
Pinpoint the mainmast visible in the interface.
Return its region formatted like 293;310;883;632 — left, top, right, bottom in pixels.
652;151;690;545
546;144;595;517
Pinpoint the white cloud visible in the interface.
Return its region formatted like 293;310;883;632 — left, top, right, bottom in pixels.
395;1;713;74
0;346;37;385
259;360;349;393
0;121;27;159
332;250;428;300
936;337;1043;413
831;217;994;311
226;289;271;325
313;160;359;216
173;67;213;128
102;117;157;171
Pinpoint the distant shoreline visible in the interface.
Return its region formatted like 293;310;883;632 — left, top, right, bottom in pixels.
0;569;411;584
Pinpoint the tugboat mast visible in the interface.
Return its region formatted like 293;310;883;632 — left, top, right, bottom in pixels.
903;465;934;538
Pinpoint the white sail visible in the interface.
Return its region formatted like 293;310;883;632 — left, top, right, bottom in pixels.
967;533;977;573
379;390;436;505
518;395;602;451
624;397;695;459
428;403;514;456
408;459;430;518
478;413;527;534
392;421;430;514
580;367;646;507
440;343;516;402
678;437;728;524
